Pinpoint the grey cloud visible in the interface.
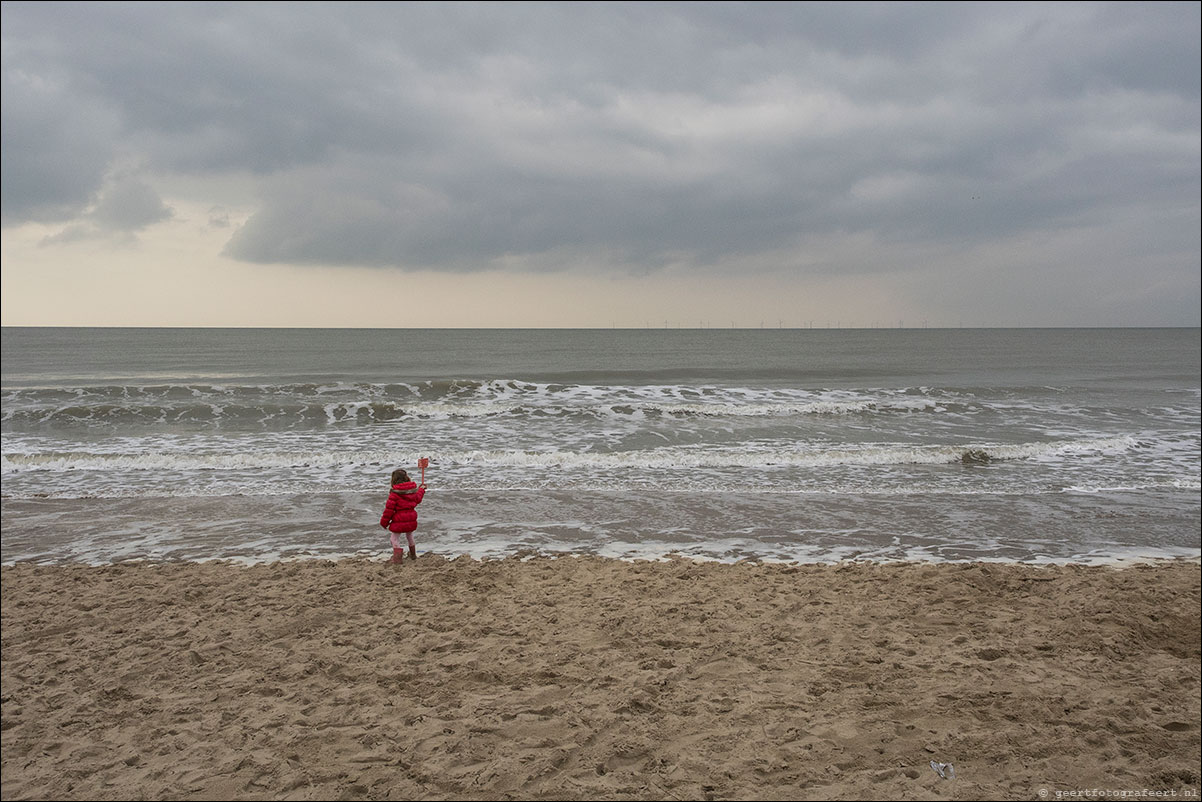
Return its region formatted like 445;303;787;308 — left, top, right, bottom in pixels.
35;176;173;246
89;177;173;231
207;207;232;229
0;54;119;224
2;1;1198;297
38;223;103;247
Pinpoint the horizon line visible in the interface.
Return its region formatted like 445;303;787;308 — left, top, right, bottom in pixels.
3;324;1199;331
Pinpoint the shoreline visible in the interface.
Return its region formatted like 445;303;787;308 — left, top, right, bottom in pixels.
3;556;1199;800
4;547;1200;569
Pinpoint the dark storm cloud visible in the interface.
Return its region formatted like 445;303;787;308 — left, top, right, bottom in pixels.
2;2;1198;287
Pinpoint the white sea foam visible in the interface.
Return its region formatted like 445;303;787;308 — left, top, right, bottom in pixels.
2;435;1140;475
1065;478;1202;493
0;433;1154;480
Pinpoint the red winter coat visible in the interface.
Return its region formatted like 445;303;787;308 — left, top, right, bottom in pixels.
380;482;426;533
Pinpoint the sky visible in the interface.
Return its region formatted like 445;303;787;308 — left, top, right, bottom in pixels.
1;1;1199;328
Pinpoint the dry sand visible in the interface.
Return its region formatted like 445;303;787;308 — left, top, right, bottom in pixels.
2;556;1199;801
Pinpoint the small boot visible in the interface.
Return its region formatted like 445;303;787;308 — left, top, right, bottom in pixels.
390;547;404;564
408;545;418;562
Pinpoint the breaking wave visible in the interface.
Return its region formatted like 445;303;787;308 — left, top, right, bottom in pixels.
0;379;1058;432
1;436;1140;477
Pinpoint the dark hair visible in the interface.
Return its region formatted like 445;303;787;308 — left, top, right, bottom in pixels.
391;469;410;485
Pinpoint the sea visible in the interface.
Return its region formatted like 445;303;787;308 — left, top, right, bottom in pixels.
1;327;1198;566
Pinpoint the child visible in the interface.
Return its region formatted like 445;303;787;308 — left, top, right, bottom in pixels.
379;468;426;564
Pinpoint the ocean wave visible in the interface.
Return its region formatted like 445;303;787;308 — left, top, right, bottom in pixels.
0;380;995;428
1064;478;1202;493
8;378;1196;432
446;437;1142;470
0;435;1141;476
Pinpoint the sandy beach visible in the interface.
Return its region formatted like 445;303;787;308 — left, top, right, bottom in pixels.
2;556;1198;801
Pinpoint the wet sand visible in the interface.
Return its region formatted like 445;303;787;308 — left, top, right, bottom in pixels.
2;556;1199;800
